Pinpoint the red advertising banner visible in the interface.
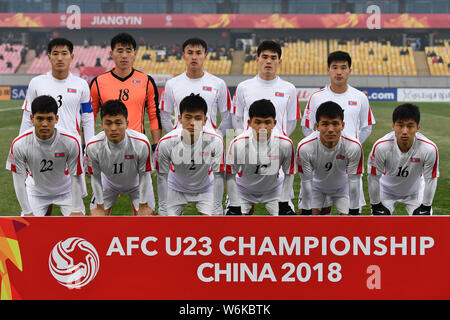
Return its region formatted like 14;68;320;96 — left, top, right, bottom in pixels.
0;13;449;29
1;216;449;301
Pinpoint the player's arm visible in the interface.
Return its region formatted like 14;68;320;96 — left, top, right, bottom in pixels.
86;146;106;216
70;175;84;216
285;86;300;137
89;77;101;123
413;144;439;215
136;138;155;216
160;84;175;133
155;140;171;216
146;75;162;145
211;137;225;215
225;141;242;215
217;83;233;137
279;139;296;215
65;137;85;215
80;82;95;147
358;95;375;144
367;144;391;215
346;142;363;215
301;95;316;137
7;141;33;215
12;172;33;216
297;147;314;215
231;86;245;134
19;81;37;134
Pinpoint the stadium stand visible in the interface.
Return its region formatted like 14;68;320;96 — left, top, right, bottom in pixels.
425;39;450;76
27;45;115;74
0;44;24;74
242;38;417;76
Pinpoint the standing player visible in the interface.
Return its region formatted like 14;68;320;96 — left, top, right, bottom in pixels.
19;38;94;148
367;103;439;215
159;37;233;137
301;51;374;214
90;32;162;151
156;94;225;216
232;40;300;137
226;99;296;216
86;100;155;216
296;101;363;215
7;95;85;216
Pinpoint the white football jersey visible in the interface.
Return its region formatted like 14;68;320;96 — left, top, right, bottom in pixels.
233;75;300;136
86;129;152;192
301;85;375;140
6;128;83;196
296;131;363;193
226;128;295;194
368;131;439;197
20;71;93;140
155;128;225;193
160;71;232;133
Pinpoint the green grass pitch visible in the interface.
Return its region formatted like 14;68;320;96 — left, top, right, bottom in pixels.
0;100;448;216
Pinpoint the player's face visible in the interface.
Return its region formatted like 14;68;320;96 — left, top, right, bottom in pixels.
183;45;207;73
328;61;351;87
256;50;281;81
102;114;128;143
178;110;207;142
110;43;136;70
48;45;73;73
393;118;420;151
317;116;345;148
31;112;58;140
249;117;276;141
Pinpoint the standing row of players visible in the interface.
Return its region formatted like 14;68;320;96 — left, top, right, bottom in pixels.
6;33;439;216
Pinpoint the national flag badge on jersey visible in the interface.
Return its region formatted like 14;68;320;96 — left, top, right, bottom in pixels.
202;86;212;91
132;79;141;84
124;154;135;159
410;157;421;162
348;100;357;105
275;92;284;97
336;154;345;160
67;88;77;93
54;152;65;157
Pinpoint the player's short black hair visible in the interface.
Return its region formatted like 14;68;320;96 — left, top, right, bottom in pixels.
327;50;352;68
100;100;128;119
392;103;420;125
257;40;282;59
182;38;208;52
316;101;344;123
248;99;276;120
111;33;137;51
179;93;208;116
47;38;74;54
31;95;58;115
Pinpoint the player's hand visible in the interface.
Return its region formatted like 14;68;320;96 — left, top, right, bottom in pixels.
278;202;296;215
137;204;156;216
225;206;242;215
371;202;391;215
412;204;431;215
90;206;107;216
348;208;360;215
300;209;312;215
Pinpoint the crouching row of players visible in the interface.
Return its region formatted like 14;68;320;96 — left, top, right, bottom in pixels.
7;94;439;216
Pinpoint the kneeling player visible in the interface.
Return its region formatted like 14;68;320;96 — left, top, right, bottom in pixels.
156;93;225;216
296;101;363;215
226;99;296;216
6;95;85;216
368;103;439;215
86;100;156;216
